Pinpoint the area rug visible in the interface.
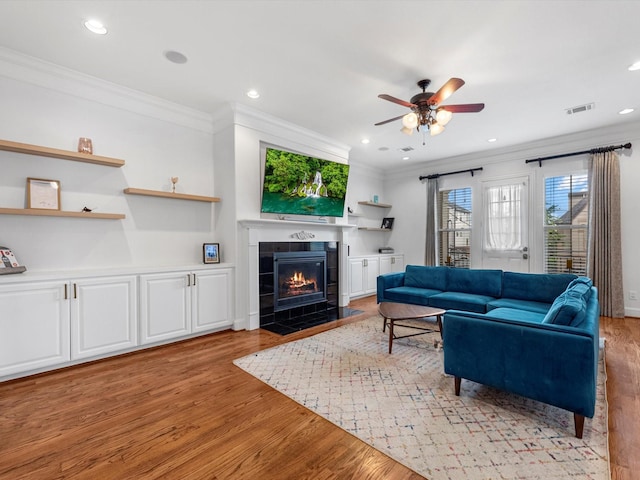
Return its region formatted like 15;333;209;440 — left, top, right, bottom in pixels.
234;317;609;480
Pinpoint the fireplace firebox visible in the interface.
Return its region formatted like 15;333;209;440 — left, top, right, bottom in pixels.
273;251;326;311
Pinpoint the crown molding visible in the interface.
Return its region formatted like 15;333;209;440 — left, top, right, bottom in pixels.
0;47;214;134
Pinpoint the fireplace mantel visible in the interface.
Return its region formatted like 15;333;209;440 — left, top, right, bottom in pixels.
239;218;357;230
238;218;353;330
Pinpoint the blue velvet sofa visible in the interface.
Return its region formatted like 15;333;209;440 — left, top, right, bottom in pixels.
377;265;600;438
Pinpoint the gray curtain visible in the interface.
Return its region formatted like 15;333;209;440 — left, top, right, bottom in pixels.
425;177;438;265
587;150;625;318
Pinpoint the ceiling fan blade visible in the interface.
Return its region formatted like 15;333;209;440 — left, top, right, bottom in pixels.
378;94;415;108
428;78;465;105
375;114;406;126
441;103;485;113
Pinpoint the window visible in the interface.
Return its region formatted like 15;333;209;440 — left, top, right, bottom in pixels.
438;187;472;268
544;174;589;275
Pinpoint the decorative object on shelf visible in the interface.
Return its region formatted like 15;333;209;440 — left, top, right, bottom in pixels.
0;246;27;275
82;206;93;212
348;206;354;214
290;231;315;240
381;217;395;229
77;137;93;154
203;243;220;264
372;194;379;203
171;176;179;193
27;178;61;210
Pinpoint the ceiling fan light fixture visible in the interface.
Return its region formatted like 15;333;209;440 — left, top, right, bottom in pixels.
400;126;414;136
402;112;418;129
435;108;453;126
430;123;445;136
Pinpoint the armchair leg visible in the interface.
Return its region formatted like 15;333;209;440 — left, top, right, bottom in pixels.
574;413;585;439
454;376;461;396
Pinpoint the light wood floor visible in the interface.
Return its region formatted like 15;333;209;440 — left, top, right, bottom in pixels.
0;296;637;479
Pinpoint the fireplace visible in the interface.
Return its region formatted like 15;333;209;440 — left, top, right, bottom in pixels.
274;251;326;311
259;241;340;334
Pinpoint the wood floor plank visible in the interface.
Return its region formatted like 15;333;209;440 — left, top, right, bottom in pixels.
0;297;636;479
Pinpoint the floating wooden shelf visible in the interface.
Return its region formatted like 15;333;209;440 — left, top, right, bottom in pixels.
358;227;393;231
123;188;220;203
357;201;392;208
0;208;125;220
347;212;363;217
0;139;125;167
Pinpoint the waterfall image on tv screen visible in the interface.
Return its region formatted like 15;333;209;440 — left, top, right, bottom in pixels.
261;147;350;217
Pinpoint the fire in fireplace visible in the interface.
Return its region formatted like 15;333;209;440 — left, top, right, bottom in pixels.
273;251;327;311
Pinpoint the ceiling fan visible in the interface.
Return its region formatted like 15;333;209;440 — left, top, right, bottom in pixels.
375;78;485;141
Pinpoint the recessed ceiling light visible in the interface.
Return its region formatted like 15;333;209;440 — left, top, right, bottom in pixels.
487;138;497;143
361;138;370;144
402;156;410;161
619;108;635;115
628;61;640;71
84;19;107;35
164;50;188;64
246;89;260;99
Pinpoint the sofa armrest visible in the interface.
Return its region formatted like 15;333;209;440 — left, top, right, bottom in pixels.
442;310;599;418
376;272;405;303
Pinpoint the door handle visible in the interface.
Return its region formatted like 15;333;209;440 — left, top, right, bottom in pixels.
192;273;196;286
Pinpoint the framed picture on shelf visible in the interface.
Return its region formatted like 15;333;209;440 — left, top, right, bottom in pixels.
203;243;220;264
381;217;395;230
27;177;61;210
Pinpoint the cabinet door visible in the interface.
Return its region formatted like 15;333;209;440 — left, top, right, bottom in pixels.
349;258;366;297
139;272;191;345
391;255;405;273
364;257;380;294
70;276;137;360
0;281;70;377
192;269;232;333
379;256;392;275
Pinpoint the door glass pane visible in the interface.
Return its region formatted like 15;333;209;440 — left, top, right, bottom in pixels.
484;184;523;250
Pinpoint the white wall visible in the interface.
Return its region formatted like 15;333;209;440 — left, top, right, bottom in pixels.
384;121;640;317
0;51;218;272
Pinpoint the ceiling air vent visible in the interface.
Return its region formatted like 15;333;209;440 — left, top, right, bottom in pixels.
566;103;595;115
399;146;415;152
378;146;389;151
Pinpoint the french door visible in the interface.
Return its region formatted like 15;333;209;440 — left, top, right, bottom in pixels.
481;176;530;272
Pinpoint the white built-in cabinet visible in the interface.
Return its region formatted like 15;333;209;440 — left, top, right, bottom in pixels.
139;268;232;344
349;254;404;299
0;281;70;377
71;276;137;360
380;254;405;275
0;265;233;382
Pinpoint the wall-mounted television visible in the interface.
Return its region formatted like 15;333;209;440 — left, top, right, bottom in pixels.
261;146;350;218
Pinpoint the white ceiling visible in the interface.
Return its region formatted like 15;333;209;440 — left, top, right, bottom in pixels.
1;1;639;170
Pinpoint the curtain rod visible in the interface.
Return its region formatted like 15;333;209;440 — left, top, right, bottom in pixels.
419;167;483;181
525;142;632;167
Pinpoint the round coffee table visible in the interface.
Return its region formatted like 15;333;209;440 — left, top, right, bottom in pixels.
378;302;446;353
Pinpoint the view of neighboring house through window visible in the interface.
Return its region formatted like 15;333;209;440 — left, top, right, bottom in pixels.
438;187;472;268
544;173;589;275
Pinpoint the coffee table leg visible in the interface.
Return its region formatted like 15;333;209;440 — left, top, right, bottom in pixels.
388;319;394;354
437;315;443;339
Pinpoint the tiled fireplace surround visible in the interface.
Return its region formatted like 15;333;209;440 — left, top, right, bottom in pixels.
240;219;352;332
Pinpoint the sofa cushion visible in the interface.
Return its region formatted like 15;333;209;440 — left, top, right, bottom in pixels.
428;291;495;313
542;291;586;326
480;307;547;325
404;265;448;290
487;298;551;314
567;276;593;289
568;282;592;302
382;286;441;307
502;272;577;304
446;268;502;297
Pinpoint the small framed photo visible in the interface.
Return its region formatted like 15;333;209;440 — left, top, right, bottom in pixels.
27;178;61;210
203;243;220;264
381;217;395;229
